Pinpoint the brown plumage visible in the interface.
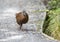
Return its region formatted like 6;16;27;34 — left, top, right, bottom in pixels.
16;11;29;29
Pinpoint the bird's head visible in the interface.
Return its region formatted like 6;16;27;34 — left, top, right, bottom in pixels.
22;10;27;16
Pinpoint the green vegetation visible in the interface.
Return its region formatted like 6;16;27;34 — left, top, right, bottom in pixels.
43;0;60;40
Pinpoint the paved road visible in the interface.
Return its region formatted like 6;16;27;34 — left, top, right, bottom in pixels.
0;0;59;42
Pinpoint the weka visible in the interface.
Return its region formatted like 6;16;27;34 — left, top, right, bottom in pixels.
16;11;29;29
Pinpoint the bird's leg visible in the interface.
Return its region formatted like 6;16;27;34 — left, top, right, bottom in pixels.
20;23;22;30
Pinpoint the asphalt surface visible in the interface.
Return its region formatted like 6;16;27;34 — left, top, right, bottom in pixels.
0;0;59;42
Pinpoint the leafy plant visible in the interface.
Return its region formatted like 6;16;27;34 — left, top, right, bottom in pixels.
43;0;60;40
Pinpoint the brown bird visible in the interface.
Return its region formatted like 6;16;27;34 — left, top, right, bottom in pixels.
16;11;29;29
